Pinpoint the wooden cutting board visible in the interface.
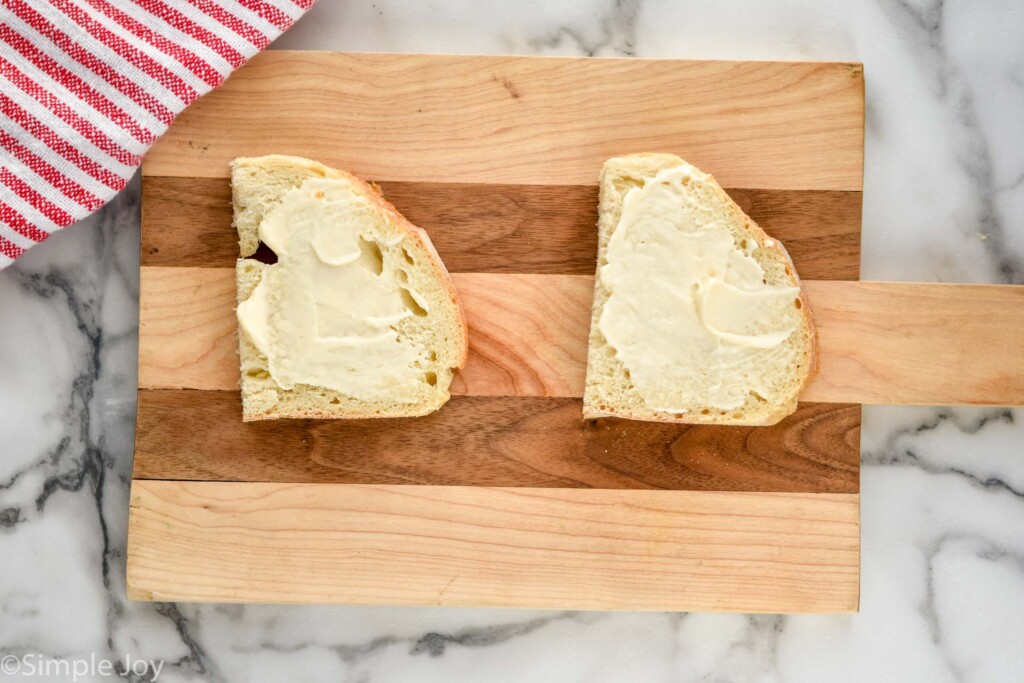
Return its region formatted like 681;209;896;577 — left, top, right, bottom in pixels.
127;52;1024;612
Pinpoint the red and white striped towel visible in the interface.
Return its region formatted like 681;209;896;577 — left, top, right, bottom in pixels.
0;0;315;269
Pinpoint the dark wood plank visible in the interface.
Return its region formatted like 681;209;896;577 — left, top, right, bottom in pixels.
134;391;860;493
140;176;861;278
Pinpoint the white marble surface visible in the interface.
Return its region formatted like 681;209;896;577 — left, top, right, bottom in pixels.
2;1;1023;681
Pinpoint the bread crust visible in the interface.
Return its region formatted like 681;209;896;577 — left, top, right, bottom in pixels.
233;155;469;421
582;153;818;426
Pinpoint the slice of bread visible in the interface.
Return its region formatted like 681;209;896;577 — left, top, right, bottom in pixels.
583;153;817;426
233;155;468;421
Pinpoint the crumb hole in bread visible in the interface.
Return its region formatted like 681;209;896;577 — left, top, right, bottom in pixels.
428;350;437;361
245;369;270;380
358;237;384;276
330;398;340;404
402;247;415;265
701;409;710;415
794;298;802;309
397;269;409;284
400;288;428;317
674;413;684;419
252;242;278;265
424;371;437;386
751;392;767;403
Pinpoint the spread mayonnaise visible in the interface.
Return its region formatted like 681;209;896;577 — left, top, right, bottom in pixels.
237;178;429;400
597;165;801;412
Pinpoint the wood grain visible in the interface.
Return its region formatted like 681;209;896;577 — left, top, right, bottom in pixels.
134;391;859;493
142;52;865;190
140;176;862;278
139;267;1024;407
130;51;868;613
139;265;238;392
810;281;1024;405
127;480;860;611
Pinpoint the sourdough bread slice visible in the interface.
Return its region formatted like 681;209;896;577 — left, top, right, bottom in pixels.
233;155;468;421
583;153;817;426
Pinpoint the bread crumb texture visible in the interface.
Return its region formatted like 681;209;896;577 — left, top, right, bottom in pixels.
232;155;468;421
583;153;817;426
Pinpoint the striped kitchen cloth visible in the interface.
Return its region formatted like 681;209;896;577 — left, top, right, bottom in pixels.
0;0;315;268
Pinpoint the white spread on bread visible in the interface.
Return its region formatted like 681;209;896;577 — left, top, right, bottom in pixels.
237;177;429;401
597;165;801;412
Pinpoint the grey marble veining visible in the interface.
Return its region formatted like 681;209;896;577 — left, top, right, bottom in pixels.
2;1;1024;681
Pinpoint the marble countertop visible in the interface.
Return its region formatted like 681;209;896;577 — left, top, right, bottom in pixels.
2;1;1023;681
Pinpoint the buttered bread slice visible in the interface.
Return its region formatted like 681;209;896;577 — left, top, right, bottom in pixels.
584;154;817;426
233;155;468;421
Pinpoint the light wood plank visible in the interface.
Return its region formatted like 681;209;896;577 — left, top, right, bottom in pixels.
139;266;239;392
138;267;1024;407
140;176;862;278
142;52;864;190
127;480;860;612
133;392;859;493
810;280;1024;404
